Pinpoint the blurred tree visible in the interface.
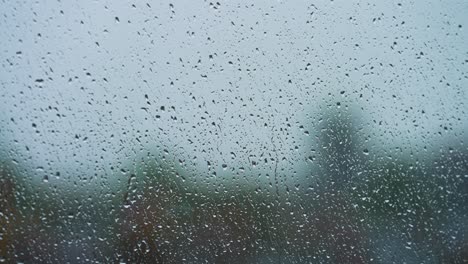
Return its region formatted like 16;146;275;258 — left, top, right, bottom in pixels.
0;164;16;263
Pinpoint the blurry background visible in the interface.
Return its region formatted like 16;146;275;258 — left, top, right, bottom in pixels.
0;0;467;263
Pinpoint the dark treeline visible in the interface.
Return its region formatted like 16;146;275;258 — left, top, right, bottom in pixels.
1;107;467;263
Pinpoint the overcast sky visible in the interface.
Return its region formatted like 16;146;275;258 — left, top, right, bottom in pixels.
1;0;467;190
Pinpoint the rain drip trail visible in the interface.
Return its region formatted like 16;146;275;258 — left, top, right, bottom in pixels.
271;126;280;199
122;173;136;208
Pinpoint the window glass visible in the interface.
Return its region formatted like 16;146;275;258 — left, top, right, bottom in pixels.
1;1;467;263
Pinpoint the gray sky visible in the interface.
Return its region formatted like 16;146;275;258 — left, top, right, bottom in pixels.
1;0;467;190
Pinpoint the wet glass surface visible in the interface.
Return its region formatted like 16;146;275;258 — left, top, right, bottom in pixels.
1;1;467;263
